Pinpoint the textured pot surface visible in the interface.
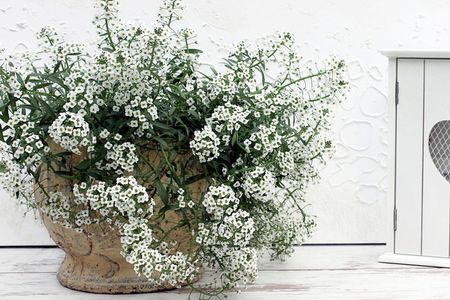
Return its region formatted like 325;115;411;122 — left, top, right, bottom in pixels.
42;214;178;294
36;141;206;294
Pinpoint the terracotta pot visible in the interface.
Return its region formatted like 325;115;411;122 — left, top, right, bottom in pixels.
36;141;207;294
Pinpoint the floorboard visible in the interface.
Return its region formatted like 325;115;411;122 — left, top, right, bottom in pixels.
1;245;448;300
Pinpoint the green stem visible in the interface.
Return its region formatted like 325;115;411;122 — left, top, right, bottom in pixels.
104;17;116;51
277;71;326;93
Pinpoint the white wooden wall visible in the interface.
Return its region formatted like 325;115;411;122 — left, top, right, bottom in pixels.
1;0;450;245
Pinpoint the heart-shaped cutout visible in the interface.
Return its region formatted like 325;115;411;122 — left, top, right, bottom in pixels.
429;120;450;182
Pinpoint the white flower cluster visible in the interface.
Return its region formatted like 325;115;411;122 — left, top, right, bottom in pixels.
74;176;153;222
109;176;151;215
0;58;22;98
157;0;186;26
242;167;276;203
74;176;198;286
6;116;47;167
193;184;258;287
49;112;91;155
206;103;250;133
205;74;238;101
37;0;164;141
40;192;74;229
254;201;316;259
197;208;257;288
0;142;34;206
37;27;86;63
243;123;282;158
95;0;119;17
191;102;251;163
202;184;239;220
197;209;254;247
120;217;153;248
61;66;103;117
253;86;293;115
104;142;139;174
123;231;199;287
219;247;258;286
43;177;151;233
276;151;296;176
92;0;165;138
190;125;221;163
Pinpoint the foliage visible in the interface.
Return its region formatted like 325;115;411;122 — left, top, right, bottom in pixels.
0;0;347;297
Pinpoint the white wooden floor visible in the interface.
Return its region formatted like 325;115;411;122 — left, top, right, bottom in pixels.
1;245;450;299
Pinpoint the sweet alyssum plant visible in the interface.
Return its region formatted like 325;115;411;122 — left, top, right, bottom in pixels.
0;0;347;297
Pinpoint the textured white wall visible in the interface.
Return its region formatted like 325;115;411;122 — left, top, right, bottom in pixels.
1;0;449;245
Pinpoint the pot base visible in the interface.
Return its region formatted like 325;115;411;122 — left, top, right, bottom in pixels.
56;254;183;294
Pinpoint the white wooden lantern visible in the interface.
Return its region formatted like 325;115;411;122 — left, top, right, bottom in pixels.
379;50;450;267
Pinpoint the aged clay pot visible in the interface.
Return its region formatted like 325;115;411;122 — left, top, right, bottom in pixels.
36;141;207;294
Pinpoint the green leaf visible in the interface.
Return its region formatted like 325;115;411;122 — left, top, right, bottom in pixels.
0;103;10;123
85;170;105;180
32;82;52;91
53;61;62;73
18;104;35;110
210;66;218;75
168;169;182;187
152;121;178;133
154;180;168;205
32;165;42;181
42;75;68;91
157;204;177;216
151;136;169;148
74;159;92;170
231;131;239;146
34;96;56;118
102;47;114;53
15;73;24;86
165;89;185;102
52;151;73;158
185;48;202;54
54;170;76;180
185;174;207;185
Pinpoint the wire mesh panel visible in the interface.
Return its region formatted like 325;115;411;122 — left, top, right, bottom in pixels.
429;120;450;182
